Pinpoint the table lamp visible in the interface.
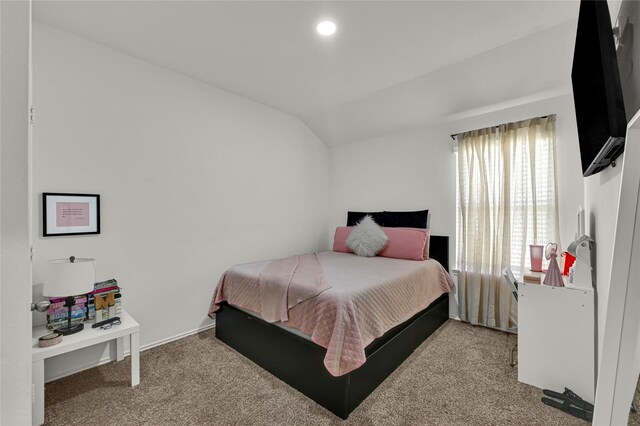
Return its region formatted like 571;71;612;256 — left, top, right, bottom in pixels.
43;256;95;335
566;235;594;290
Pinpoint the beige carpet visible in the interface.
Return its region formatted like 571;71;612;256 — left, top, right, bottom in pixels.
45;320;639;425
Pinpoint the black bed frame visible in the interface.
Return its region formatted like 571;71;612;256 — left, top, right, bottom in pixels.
215;235;450;419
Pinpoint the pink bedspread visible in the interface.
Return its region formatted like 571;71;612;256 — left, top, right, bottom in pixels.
209;251;452;377
259;253;331;322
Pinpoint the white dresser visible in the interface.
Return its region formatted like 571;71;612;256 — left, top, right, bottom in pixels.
518;282;595;403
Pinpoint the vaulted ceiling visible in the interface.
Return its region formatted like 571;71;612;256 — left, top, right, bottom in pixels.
34;0;580;145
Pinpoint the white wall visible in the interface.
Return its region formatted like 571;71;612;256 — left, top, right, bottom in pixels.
585;164;623;361
582;0;634;371
32;22;330;381
1;1;33;423
329;93;584;319
329;126;457;252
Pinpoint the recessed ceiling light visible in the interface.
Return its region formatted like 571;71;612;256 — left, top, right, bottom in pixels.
316;21;336;36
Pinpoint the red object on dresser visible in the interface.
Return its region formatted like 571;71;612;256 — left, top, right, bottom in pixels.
562;252;576;276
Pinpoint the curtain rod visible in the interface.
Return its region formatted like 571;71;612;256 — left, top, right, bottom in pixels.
449;115;550;140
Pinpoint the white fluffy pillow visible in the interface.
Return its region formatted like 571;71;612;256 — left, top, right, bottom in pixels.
346;215;389;257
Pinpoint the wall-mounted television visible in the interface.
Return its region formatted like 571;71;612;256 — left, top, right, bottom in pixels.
571;0;628;177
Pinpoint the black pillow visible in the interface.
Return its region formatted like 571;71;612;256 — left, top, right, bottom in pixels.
383;210;429;229
346;211;384;226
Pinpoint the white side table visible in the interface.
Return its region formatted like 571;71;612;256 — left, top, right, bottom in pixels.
31;310;140;426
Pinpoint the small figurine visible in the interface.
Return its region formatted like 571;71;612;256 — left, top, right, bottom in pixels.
543;242;564;287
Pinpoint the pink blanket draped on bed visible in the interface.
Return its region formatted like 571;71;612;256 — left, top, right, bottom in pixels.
259;253;331;322
209;251;452;377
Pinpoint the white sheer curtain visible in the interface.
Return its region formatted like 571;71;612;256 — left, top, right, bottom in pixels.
456;115;560;330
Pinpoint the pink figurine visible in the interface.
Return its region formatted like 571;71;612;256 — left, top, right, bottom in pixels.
543;243;564;287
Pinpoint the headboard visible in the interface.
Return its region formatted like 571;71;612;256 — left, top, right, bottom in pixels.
429;235;450;272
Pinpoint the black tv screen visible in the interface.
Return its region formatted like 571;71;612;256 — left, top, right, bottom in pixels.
572;0;627;177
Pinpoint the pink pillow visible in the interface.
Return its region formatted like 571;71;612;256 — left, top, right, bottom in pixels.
408;228;430;259
333;227;353;253
378;228;429;261
423;229;430;259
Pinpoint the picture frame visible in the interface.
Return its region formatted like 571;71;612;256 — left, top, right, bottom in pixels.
42;193;100;237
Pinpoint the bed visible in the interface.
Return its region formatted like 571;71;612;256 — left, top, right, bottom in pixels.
210;225;450;418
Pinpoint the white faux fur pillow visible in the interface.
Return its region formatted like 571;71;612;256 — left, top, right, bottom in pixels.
346;215;389;257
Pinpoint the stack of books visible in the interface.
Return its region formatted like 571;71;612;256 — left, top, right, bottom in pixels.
523;273;542;284
46;279;122;329
46;296;87;330
88;279;122;322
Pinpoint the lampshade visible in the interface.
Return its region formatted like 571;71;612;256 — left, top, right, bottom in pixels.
43;257;96;297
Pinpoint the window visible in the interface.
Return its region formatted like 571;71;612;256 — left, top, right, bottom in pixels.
456;116;559;280
455;115;559;329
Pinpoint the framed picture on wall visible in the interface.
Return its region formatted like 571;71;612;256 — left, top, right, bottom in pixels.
43;193;100;237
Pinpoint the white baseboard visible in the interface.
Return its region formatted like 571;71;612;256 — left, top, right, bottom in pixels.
44;321;216;383
141;322;216;352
